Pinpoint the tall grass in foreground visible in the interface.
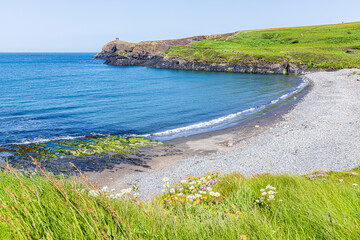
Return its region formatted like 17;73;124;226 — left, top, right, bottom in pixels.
0;158;359;239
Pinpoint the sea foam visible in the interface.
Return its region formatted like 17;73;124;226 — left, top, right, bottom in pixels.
145;79;309;140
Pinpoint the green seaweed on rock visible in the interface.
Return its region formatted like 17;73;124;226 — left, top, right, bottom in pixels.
0;136;162;161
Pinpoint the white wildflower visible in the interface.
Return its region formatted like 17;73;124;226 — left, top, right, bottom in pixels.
88;190;98;197
214;192;221;197
170;188;175;193
101;186;109;192
163;177;169;182
186;195;195;200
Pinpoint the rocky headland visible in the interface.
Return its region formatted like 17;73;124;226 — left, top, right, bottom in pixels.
93;33;306;74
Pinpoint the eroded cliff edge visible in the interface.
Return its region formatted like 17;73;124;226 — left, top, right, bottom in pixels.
93;32;306;74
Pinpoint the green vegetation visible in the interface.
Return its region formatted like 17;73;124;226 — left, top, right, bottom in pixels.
0;160;359;239
166;22;360;69
1;136;161;161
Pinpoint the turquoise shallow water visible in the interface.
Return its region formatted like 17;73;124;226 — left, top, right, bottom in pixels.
0;53;305;145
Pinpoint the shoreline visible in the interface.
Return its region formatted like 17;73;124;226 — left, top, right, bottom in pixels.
164;81;310;155
85;75;311;195
85;76;310;191
87;68;360;200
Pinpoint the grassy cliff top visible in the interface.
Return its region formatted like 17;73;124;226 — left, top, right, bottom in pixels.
166;22;360;69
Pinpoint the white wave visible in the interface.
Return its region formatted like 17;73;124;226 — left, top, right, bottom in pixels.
143;107;258;137
146;79;309;138
19;135;85;145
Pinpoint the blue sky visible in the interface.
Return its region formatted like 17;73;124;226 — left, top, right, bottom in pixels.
1;0;359;52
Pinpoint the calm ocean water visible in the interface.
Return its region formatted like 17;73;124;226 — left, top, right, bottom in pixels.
0;53;306;145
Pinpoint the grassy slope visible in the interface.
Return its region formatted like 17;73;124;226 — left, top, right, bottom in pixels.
0;162;359;239
166;22;360;69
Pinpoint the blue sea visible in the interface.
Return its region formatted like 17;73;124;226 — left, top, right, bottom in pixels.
0;53;307;145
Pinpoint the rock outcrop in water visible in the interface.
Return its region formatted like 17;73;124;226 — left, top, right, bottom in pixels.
94;33;306;74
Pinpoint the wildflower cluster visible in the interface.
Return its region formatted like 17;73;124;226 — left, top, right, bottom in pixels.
162;171;222;206
307;170;329;179
254;184;278;206
88;185;139;199
251;172;265;178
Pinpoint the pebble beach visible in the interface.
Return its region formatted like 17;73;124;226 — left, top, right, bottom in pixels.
116;69;360;199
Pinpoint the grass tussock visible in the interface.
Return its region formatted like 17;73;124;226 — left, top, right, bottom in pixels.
165;22;360;70
0;158;359;239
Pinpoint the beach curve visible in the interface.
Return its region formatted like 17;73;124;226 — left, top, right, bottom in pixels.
89;69;360;199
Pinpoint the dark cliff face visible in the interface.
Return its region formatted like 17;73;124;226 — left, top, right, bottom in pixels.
94;33;308;74
103;52;305;74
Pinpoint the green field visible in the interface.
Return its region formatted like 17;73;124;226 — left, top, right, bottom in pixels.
0;159;359;239
166;22;360;70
